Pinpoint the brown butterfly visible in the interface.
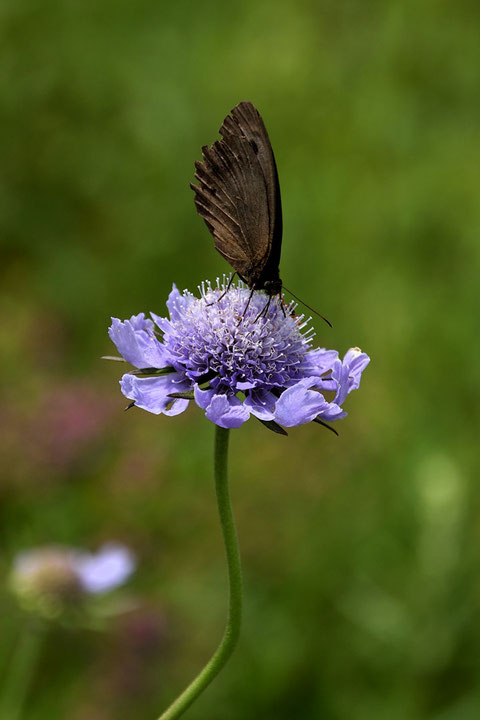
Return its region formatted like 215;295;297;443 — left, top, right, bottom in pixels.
191;101;332;327
191;101;283;297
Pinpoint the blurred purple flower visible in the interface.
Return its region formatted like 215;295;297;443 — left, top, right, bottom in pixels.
11;543;136;615
109;280;370;431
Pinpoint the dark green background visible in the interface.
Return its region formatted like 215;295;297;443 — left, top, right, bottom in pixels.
1;1;479;718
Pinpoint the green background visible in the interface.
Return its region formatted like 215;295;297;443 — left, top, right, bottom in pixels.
1;1;480;718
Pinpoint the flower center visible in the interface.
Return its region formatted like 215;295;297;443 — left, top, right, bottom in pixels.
165;282;315;392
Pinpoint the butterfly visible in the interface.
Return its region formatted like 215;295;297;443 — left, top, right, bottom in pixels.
191;101;283;298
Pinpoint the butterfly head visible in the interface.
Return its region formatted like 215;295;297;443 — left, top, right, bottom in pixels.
262;278;283;297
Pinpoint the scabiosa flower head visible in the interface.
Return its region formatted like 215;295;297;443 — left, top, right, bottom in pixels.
108;279;370;432
10;543;136;619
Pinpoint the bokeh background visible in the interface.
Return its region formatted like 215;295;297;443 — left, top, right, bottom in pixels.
1;1;480;718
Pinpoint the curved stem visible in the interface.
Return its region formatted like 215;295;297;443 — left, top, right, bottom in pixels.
158;426;242;720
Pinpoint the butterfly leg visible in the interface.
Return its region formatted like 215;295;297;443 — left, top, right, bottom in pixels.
253;295;272;323
237;286;256;325
206;272;237;306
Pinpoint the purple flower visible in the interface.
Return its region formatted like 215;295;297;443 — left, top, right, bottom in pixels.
11;543;136;616
108;280;370;432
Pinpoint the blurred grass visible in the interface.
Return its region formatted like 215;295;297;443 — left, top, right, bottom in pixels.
1;1;480;718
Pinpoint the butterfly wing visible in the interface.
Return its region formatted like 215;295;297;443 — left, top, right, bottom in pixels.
191;101;283;287
220;102;283;279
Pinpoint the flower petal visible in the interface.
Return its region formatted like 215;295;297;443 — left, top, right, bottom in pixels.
318;402;347;422
150;312;171;334
236;380;257;391
109;315;168;369
307;349;370;406
166;284;195;322
331;358;351;406
343;348;370;391
274;384;329;427
330;349;370;405
74;544;136;594
244;389;277;420
194;385;216;410
303;348;339;375
121;373;190;416
205;394;250;429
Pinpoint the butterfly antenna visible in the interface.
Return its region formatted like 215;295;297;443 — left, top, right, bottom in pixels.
282;284;333;328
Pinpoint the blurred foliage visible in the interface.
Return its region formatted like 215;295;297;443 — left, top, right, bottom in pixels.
1;0;480;718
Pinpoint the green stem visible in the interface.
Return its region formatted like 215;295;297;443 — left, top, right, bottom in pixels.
158;426;242;720
0;620;44;720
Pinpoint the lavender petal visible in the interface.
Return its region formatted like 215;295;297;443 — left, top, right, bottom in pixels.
121;373;190;416
205;394;250;429
109;315;168;369
274;383;329;427
74;544;136;594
